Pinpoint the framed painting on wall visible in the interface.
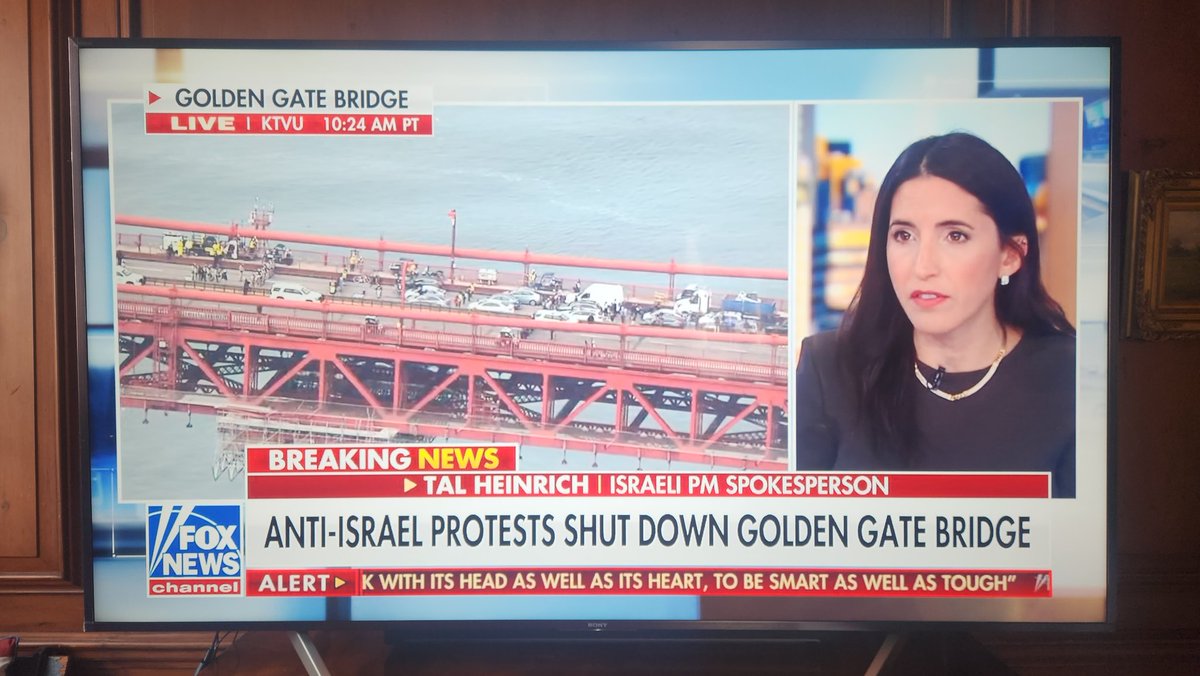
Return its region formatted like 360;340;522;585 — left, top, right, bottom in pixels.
1125;170;1200;339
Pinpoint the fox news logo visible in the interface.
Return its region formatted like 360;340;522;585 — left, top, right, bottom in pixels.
146;504;243;596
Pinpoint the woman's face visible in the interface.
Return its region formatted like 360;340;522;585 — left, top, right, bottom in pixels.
886;175;1022;343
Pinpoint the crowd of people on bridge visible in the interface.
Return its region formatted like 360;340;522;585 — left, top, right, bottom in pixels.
190;255;278;291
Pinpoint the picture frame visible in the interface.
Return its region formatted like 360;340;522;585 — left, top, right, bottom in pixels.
1124;170;1200;340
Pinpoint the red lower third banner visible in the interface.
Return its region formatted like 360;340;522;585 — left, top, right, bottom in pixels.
244;568;1052;598
246;472;1051;499
145;112;434;135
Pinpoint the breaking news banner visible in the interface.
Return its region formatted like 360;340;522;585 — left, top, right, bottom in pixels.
245;567;1053;598
146;504;244;597
242;444;1050;500
138;446;1059;600
219;443;1059;601
142;84;435;136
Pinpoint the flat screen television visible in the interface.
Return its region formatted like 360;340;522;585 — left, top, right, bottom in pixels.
72;38;1117;635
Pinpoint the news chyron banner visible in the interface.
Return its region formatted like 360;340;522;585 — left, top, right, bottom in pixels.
143;84;434;136
147;443;1055;600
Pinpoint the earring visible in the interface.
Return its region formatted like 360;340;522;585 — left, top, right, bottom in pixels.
1000;275;1010;286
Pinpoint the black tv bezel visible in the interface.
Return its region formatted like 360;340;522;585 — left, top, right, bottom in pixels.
69;36;1120;634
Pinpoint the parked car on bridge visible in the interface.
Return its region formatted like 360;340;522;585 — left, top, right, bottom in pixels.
270;282;322;302
639;308;688;328
534;272;562;293
408;274;443;288
405;287;446;302
699;311;760;333
409;295;449;309
566;302;606;323
533;309;575;322
469;297;517;314
764;316;788;336
115;267;145;285
267;243;294;265
505;287;543;306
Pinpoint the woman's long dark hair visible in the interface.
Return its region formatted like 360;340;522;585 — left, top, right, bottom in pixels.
837;132;1074;464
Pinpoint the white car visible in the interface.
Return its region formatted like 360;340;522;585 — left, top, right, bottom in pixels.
469;297;516;314
409;295;449;308
566;302;605;323
270;282;323;302
533;309;575;322
405;287;446;302
115;267;145;285
640;308;688;328
505;287;543;306
698;311;755;333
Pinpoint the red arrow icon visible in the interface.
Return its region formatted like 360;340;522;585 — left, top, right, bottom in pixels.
147;91;160;105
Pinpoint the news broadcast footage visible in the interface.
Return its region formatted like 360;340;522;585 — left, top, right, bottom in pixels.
75;42;1113;627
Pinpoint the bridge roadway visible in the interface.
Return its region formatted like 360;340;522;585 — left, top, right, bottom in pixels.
118;284;788;386
115;250;789;379
115;230;789;314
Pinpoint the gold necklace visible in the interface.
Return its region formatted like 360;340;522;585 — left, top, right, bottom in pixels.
914;347;1007;402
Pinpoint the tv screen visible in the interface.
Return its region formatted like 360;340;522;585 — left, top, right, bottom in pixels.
73;39;1115;631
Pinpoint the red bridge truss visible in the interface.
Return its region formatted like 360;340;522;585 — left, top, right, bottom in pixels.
116;286;790;469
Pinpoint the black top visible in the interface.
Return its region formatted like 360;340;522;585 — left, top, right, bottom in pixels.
794;330;1076;498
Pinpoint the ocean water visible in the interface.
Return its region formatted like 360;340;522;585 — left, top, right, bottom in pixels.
110;102;791;298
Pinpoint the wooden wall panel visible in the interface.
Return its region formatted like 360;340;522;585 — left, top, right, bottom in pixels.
1030;0;1200;170
31;0;72;586
947;0;1025;37
1117;341;1200;561
136;0;951;41
0;0;41;562
1;0;81;588
80;0;120;38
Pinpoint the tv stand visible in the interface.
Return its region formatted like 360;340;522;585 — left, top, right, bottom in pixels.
382;630;1012;674
865;633;906;676
289;631;331;676
859;632;1013;675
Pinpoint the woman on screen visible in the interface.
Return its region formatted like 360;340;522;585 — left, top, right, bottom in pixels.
794;132;1076;497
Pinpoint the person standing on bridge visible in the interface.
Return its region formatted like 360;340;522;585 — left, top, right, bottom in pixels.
793;132;1076;497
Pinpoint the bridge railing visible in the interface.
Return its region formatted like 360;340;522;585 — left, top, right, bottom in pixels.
118;300;787;385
